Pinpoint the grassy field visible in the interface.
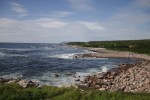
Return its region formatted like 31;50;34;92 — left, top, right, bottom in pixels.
0;83;150;100
67;40;150;54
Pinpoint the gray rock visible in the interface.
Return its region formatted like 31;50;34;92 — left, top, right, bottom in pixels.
18;80;38;88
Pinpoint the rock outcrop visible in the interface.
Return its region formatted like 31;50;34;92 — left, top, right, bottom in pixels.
18;80;39;88
0;78;39;88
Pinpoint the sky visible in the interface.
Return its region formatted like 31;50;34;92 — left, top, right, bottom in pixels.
0;0;150;43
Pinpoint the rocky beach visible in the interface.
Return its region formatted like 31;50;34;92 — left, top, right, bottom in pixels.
74;47;150;93
0;46;150;93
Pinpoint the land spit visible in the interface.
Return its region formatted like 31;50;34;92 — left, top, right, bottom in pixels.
73;47;150;93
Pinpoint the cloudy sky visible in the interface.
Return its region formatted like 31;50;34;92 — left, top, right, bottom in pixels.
0;0;150;43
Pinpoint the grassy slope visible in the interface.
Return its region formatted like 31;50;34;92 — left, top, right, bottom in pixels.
0;83;150;100
67;40;150;55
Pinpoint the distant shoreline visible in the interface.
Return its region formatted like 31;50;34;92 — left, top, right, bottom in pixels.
71;46;150;61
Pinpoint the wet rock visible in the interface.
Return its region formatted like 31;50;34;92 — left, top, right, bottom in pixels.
54;73;60;77
18;80;38;88
65;73;73;76
72;75;76;78
0;77;10;83
98;74;104;79
110;71;117;76
75;79;80;81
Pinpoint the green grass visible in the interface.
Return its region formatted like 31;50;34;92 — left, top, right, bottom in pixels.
0;83;150;100
67;39;150;55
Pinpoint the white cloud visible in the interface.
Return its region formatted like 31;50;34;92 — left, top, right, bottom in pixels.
51;11;72;18
32;18;67;28
0;14;150;43
98;0;150;40
0;17;106;43
67;0;95;11
40;11;72;18
9;2;28;17
78;21;106;31
0;18;15;27
0;18;60;43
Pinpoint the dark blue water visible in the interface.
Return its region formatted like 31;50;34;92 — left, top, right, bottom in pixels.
0;43;138;86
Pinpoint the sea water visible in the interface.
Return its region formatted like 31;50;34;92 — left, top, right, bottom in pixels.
0;43;138;86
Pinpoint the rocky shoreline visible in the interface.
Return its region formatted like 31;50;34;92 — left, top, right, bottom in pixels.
74;47;150;93
0;47;150;93
0;78;39;88
80;60;150;93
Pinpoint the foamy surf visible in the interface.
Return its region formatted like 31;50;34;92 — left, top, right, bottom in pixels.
101;66;109;72
0;52;6;57
27;72;76;87
1;73;23;79
0;51;26;57
49;53;77;59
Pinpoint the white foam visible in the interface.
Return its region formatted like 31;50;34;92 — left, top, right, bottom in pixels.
29;72;76;86
75;69;99;77
50;53;76;59
0;52;6;56
75;69;99;81
0;48;33;51
76;72;91;77
101;66;109;72
1;73;23;79
87;68;99;73
0;52;26;57
0;47;53;51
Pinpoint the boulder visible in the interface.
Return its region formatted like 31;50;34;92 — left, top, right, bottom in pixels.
95;85;100;88
144;78;150;85
18;80;29;88
99;88;106;91
75;79;80;81
54;73;60;77
18;80;38;88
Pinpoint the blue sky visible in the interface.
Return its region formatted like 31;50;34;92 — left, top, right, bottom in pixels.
0;0;150;43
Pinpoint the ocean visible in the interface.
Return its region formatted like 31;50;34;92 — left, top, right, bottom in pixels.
0;43;138;86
